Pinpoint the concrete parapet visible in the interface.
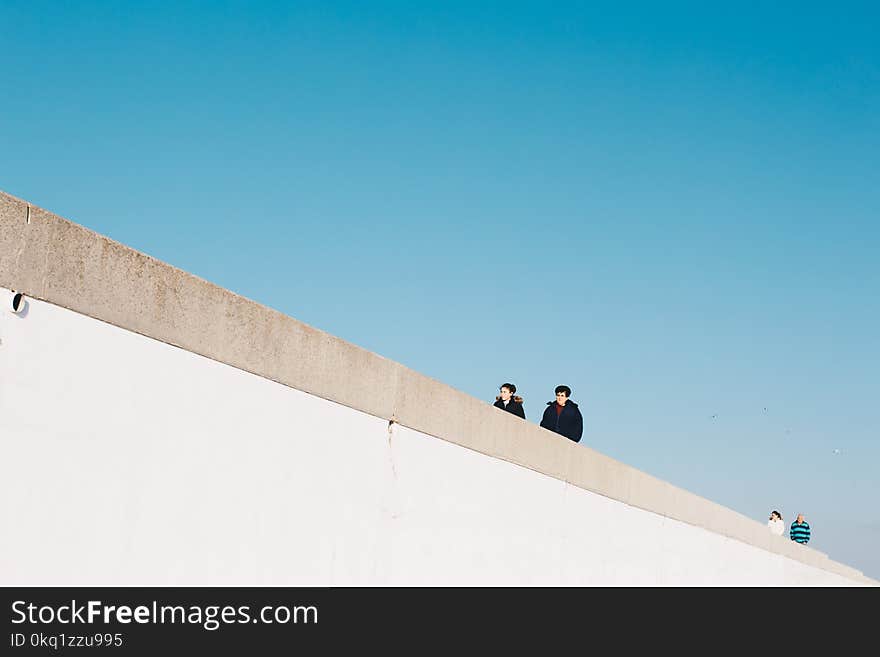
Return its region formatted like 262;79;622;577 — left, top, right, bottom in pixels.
492;415;571;481
565;445;634;502
1;188;875;585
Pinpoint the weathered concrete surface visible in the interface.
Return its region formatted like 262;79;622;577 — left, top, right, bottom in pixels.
0;188;874;585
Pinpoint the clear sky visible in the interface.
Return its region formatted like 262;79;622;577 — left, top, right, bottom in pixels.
3;1;878;580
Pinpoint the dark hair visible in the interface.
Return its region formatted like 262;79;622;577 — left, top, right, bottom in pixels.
771;510;781;519
500;383;516;393
555;385;571;397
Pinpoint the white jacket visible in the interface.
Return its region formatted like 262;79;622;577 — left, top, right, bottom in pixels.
768;517;785;536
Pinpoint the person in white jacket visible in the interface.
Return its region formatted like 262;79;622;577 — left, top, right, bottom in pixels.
767;510;785;536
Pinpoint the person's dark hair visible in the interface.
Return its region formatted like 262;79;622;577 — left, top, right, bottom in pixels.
500;383;516;393
554;385;571;397
772;510;781;519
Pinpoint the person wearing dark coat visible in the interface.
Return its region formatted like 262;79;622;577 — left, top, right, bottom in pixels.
493;383;526;419
539;385;583;442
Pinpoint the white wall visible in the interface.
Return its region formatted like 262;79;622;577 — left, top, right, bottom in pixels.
0;288;864;586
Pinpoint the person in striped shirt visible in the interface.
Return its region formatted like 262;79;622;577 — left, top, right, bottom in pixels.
790;513;811;544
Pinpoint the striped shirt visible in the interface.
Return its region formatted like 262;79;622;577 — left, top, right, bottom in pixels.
790;520;811;544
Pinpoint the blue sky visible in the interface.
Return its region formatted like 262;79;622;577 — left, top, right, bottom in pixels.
2;1;878;580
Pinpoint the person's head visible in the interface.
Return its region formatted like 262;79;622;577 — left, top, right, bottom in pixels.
796;513;805;523
499;383;516;401
770;511;781;521
554;385;571;405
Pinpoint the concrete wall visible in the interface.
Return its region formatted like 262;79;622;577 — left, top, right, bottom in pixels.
0;189;875;585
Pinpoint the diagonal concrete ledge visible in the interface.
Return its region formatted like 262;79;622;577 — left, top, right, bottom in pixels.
1;188;875;585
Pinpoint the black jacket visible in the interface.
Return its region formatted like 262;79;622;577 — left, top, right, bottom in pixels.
540;400;583;442
493;395;526;419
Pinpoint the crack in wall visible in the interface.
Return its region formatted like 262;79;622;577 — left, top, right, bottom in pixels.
387;415;398;481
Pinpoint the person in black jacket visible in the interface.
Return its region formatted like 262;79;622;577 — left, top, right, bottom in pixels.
493;383;526;419
539;385;583;442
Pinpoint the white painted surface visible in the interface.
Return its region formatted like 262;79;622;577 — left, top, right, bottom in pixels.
0;288;865;585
